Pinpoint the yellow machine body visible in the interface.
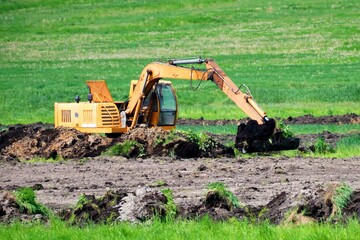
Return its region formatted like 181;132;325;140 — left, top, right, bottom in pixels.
54;80;177;134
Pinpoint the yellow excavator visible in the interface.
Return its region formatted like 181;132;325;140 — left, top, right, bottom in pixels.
55;57;267;132
54;57;299;152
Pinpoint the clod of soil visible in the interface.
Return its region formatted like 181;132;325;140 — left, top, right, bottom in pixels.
60;189;127;225
235;119;300;153
344;191;360;220
120;127;234;158
0;125;113;161
180;183;360;224
60;188;168;225
0;191;48;224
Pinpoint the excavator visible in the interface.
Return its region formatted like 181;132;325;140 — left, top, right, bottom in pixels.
54;57;299;152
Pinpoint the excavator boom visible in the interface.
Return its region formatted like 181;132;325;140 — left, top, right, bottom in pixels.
125;57;267;124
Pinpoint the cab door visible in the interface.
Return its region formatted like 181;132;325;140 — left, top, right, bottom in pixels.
156;82;177;126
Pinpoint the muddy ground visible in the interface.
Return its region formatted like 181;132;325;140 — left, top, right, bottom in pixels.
1;156;360;223
0;114;359;224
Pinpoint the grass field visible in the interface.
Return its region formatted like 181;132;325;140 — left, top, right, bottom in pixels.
0;1;359;238
1;218;360;240
1;0;359;124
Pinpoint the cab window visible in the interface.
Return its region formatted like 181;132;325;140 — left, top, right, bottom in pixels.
157;84;176;111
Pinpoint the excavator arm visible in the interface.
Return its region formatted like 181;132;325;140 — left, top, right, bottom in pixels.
125;57;268;124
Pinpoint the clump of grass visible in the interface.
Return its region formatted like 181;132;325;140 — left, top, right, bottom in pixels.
179;130;214;151
282;207;315;226
331;183;353;218
76;193;92;208
277;122;294;138
66;193;93;225
160;188;178;221
14;187;49;215
207;182;240;209
314;137;335;154
66;191;123;225
103;140;145;158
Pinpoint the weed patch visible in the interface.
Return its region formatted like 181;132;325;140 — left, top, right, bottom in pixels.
103;140;144;158
206;182;240;209
160;188;178;221
14;187;49;216
331;183;353;219
314;137;335;154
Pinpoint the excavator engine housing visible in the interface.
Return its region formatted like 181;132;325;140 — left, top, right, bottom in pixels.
54;80;178;134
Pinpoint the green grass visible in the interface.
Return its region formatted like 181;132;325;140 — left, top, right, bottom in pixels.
1;0;359;124
14;187;49;216
332;183;353;218
1;218;360;240
330;135;360;158
207;182;240;209
102;140;145;158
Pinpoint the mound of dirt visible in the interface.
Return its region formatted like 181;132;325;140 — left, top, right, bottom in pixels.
284;113;360;125
0;191;48;224
0;124;233;161
180;184;360;224
61;188;168;225
0;123;52;151
344;191;360;220
120;127;234;158
56;185;360;225
0;125;113;161
297;131;342;152
60;189;127;225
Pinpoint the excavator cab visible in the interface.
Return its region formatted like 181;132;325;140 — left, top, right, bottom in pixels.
131;80;178;129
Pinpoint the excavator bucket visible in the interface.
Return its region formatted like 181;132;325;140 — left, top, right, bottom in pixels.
235;119;300;153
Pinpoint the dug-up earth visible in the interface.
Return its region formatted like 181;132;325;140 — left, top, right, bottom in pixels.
0;114;359;224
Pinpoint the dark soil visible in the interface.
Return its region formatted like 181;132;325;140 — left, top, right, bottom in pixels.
344;191;360;220
0;124;113;161
0;125;234;161
0;191;48;224
2;155;360;224
177;113;360;126
284;113;360;125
